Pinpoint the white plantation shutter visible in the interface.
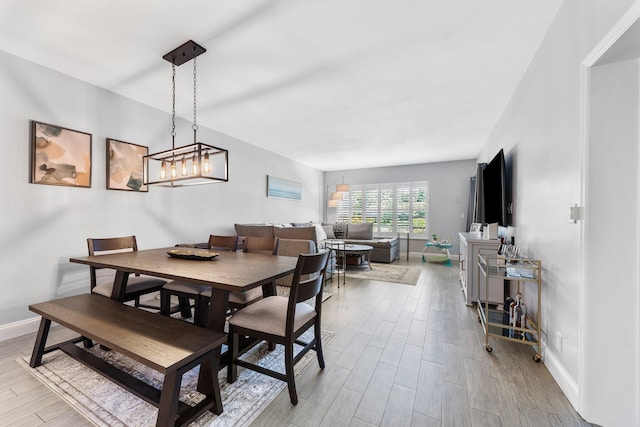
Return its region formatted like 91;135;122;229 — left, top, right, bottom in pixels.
336;181;428;237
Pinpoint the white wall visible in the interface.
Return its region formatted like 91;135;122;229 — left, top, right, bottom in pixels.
325;160;477;254
0;49;323;331
478;0;639;425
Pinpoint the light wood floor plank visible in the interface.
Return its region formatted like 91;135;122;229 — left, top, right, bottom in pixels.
354;362;397;425
380;384;415;427
441;380;471;427
318;387;363;427
414;360;442;420
343;346;383;394
290;365;351;426
411;412;441;427
394;344;422;390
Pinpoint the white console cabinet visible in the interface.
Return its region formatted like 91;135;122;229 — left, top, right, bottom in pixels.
458;232;501;306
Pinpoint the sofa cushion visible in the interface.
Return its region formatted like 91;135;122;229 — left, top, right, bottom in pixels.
273;226;317;244
347;223;373;240
342;237;397;249
234;224;274;238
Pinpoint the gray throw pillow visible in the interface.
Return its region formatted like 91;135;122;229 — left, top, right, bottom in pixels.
322;225;335;239
346;223;373;240
334;222;348;239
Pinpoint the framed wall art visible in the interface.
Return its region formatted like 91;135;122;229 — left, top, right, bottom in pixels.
30;120;92;188
106;138;148;192
29;120;91;188
267;175;302;200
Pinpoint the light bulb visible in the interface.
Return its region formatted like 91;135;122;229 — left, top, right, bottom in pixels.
160;161;167;179
203;152;210;174
180;156;188;176
170;159;177;178
192;154;198;175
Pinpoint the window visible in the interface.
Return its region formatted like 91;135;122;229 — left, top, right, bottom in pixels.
337;182;429;237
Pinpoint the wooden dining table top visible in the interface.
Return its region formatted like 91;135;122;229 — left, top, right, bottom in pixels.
70;247;298;293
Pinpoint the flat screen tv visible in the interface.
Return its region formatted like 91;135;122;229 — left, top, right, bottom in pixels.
481;149;507;226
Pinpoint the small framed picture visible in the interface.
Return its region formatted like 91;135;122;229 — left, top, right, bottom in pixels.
267;175;302;200
470;223;482;232
30;121;92;187
106;139;148;192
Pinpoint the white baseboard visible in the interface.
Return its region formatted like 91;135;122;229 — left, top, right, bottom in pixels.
543;347;580;411
0;317;41;342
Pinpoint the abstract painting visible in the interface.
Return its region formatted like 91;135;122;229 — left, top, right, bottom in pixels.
30;121;92;187
106;139;148;192
267;175;302;200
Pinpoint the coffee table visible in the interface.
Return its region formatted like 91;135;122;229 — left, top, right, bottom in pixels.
343;244;373;270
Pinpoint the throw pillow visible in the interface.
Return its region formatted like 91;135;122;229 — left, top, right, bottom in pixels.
334;222;348;239
347;223;373;240
322;225;335;239
313;223;327;242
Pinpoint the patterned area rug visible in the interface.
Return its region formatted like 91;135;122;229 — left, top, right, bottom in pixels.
344;263;421;285
18;329;334;427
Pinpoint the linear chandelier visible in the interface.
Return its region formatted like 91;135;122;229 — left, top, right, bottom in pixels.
144;40;228;187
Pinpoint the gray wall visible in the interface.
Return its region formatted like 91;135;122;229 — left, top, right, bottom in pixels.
325;160;477;254
0;49;323;328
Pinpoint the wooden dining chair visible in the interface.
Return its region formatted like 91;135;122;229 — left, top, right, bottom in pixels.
243;235;277;253
87;236;166;309
273;238;316;287
160;235;238;324
226;235;278;307
197;235;277;324
226;250;329;404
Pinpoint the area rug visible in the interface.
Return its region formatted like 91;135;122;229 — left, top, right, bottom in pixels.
344;263;421;285
18;329;334;427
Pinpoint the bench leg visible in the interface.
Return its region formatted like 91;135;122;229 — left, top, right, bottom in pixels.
198;354;223;415
157;370;181;427
30;318;51;368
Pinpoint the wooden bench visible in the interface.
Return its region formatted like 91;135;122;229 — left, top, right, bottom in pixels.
29;294;226;427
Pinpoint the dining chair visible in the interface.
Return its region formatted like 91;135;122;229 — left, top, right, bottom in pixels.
197;235;277;321
226;250;329;404
243;235;277;253
87;236;166;309
160;235;238;324
273;238;316;287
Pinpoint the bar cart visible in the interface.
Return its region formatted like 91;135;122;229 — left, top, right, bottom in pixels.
477;254;542;362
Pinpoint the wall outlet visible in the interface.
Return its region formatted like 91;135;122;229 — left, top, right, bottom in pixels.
556;331;563;354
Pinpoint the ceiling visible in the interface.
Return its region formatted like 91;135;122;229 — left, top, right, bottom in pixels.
0;0;561;171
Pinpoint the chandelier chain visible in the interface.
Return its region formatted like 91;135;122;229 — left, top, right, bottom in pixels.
193;48;198;134
171;63;176;145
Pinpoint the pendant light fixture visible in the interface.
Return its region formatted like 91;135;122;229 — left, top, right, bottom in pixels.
144;40;228;187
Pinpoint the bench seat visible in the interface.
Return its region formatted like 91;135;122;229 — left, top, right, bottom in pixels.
29;294;226;427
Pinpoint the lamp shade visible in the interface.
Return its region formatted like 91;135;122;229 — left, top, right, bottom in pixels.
332;192;344;200
336;183;350;192
327;199;339;208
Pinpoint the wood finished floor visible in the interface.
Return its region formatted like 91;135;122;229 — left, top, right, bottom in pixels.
0;255;591;426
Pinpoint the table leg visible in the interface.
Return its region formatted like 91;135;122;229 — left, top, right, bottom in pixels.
111;270;130;301
30;318;51;367
198;288;229;394
365;250;372;270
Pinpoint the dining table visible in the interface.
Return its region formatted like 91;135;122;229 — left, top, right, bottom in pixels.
69;247;299;391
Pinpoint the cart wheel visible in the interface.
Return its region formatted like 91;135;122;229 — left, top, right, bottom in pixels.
533;354;542;363
485;345;492;353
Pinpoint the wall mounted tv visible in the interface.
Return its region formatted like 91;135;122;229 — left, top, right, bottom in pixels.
480;148;507;226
